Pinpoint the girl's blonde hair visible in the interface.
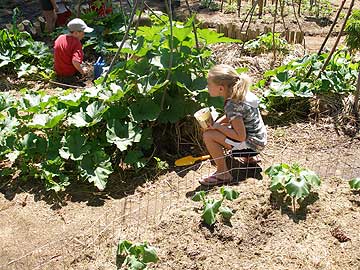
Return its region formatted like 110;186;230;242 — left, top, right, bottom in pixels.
208;64;251;102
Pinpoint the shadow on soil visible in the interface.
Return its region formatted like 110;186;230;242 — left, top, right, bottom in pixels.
304;16;333;27
270;190;319;223
184;158;263;198
0;169;163;210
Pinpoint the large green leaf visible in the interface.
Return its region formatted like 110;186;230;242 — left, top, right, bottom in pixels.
85;101;108;126
192;191;206;202
58;92;83;107
142;245;159;263
129;99;161;122
219;206;233;220
124;255;146;270
202;199;222;225
197;28;240;45
117;240;132;256
98;83;124;102
168;22;193;43
269;172;287;191
300;170;321;187
285;177;310;199
79;150;113;191
139;128;153;150
67;101;108;127
27;110;66;129
59;129;90;161
106;120;142;151
265;163;290;178
21;132;47;155
124;150;146;170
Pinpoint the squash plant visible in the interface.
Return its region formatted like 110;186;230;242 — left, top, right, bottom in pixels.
116;240;158;270
265;163;321;212
244;32;289;55
0;8;52;77
0;14;238;192
257;50;359;112
345;9;360;114
192;186;239;226
349;178;360;190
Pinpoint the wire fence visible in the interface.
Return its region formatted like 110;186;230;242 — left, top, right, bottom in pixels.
2;144;360;269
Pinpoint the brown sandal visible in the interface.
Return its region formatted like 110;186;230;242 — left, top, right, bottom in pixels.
199;175;232;186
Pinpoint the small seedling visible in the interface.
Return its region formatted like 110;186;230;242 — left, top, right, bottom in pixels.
192;186;239;226
116;240;158;270
265;163;321;212
349;178;360;191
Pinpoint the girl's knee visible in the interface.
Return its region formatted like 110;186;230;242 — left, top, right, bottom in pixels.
203;129;218;144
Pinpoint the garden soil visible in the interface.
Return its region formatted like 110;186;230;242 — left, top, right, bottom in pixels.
1;0;360;269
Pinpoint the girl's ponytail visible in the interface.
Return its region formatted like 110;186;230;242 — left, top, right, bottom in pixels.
230;74;251;102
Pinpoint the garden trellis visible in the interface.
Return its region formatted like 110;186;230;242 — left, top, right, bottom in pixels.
1;144;359;269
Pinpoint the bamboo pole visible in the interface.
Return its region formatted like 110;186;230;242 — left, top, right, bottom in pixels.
161;0;174;109
317;0;347;55
258;0;263;18
291;0;306;50
184;0;204;69
317;0;355;80
103;0;139;83
305;0;346;78
272;0;278;65
239;0;259;34
237;0;242;18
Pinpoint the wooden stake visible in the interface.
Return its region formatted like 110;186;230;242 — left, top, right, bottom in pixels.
318;0;347;55
317;0;355;80
272;0;278;65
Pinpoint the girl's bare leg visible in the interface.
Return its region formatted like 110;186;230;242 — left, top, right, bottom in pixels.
203;129;232;180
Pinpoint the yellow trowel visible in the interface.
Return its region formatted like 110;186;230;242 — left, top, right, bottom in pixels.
175;155;211;167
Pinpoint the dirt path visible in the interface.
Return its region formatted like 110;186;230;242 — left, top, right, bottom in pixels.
1;123;360;269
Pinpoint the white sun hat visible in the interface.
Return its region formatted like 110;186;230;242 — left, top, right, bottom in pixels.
67;18;94;33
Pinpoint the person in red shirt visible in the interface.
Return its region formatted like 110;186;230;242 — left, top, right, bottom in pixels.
54;18;93;85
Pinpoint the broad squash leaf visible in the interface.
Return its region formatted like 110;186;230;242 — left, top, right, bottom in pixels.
285;177;310;199
79;150;113;191
349;178;360;190
59;129;90;161
219;206;233;219
220;186;239;201
202;199;222;225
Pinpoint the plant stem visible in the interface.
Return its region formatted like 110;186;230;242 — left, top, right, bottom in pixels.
161;0;174;110
292;197;296;214
353;68;360;116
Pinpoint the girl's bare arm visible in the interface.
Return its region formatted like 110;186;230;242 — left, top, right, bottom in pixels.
215;115;229;124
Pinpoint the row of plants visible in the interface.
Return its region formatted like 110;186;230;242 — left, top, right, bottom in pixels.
257;49;359;111
0;15;238;192
243;32;289;55
0;8;52;78
199;0;334;18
